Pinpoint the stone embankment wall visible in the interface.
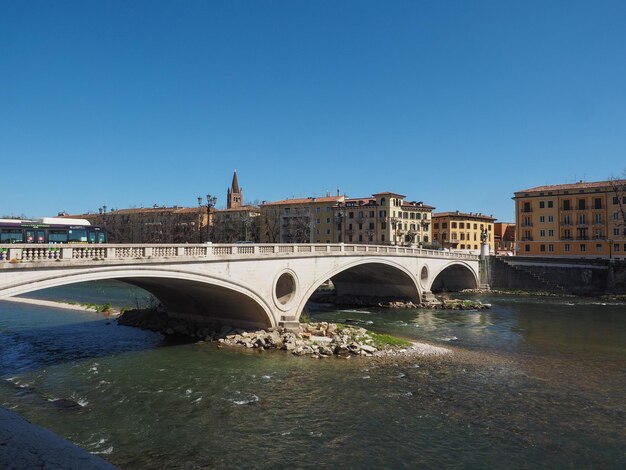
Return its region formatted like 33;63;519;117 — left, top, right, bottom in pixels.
488;256;626;295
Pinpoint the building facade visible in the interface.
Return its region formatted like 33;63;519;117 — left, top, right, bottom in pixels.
513;179;626;258
259;191;434;246
334;193;433;246
494;222;516;254
259;196;346;243
432;211;496;253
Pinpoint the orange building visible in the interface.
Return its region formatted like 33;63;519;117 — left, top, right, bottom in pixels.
513;179;626;258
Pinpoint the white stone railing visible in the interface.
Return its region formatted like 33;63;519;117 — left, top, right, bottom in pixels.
0;243;479;264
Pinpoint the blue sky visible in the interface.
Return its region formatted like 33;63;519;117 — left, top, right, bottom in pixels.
2;1;625;221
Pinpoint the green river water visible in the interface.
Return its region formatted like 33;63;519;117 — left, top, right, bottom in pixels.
0;281;624;469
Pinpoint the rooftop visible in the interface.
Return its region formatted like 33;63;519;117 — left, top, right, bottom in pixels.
433;211;496;221
515;179;626;195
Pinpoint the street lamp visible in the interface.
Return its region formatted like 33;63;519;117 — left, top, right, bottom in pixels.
390;217;400;245
198;194;217;242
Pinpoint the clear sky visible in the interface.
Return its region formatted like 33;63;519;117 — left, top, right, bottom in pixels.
2;1;625;222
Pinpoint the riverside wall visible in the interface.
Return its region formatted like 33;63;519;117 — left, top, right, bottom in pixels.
488;256;626;295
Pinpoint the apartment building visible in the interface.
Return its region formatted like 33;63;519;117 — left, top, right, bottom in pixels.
513;179;626;258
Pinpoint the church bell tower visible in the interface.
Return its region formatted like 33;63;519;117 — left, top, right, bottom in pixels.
227;170;243;209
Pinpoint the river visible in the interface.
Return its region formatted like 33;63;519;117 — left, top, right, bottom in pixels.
0;281;624;469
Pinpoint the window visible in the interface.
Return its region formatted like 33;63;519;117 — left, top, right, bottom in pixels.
548;229;554;237
548;215;554;222
614;244;620;252
369;211;375;218
614;197;619;204
540;244;546;252
326;218;331;224
595;244;602;252
460;222;465;229
369;222;374;229
474;223;478;229
579;214;586;225
381;222;387;229
284;208;290;215
442;222;448;229
316;218;321;224
326;229;331;235
595;214;602;224
539;216;545;223
564;244;570;252
548;201;554;208
524;216;532;226
348;212;354;219
525;244;530;252
564;215;571;225
381;234;385;242
580;244;586;252
316;207;321;213
615;228;620;236
358;223;363;230
540;229;546;237
594;198;602;209
434;223;439;229
523;202;531;212
451;222;457;228
563;200;571;210
578;199;586;210
358;235;363;242
540;201;545;208
326;207;331;213
549;244;554;252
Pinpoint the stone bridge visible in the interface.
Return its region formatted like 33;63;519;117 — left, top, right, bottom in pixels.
0;244;481;329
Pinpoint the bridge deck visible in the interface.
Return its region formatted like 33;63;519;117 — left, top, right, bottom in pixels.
0;243;478;266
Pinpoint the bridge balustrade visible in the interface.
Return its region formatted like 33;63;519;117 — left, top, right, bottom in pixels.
0;243;479;264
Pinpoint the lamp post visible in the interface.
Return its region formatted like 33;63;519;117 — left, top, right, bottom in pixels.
198;195;217;242
390;217;400;245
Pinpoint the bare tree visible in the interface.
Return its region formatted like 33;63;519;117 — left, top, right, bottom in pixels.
609;170;626;230
261;206;281;243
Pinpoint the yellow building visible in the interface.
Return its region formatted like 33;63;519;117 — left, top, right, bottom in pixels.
513;179;626;258
432;211;496;253
259;191;434;246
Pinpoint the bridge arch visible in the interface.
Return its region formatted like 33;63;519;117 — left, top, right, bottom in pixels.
1;268;275;329
295;258;422;321
428;261;479;292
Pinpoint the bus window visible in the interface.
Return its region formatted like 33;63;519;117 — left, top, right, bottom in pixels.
97;232;106;243
0;229;23;243
68;228;87;243
88;231;96;243
26;230;35;243
36;230;45;243
48;230;68;243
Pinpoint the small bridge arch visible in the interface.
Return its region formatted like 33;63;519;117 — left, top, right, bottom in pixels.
295;258;422;321
428;261;479;292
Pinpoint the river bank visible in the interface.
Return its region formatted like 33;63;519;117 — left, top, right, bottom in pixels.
2;296;120;316
117;308;452;359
